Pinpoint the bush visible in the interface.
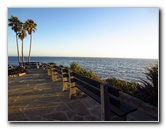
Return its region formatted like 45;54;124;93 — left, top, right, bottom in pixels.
59;65;64;67
48;62;56;66
8;66;26;75
70;62;102;82
106;78;139;95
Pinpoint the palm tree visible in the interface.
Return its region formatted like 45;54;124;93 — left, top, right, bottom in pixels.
24;19;37;63
18;28;27;67
8;16;23;64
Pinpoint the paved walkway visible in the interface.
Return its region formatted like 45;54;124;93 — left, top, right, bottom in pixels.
8;68;101;121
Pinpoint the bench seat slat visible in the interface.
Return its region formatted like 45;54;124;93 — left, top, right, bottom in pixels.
109;104;125;116
75;78;100;98
75;77;100;92
111;103;137;117
75;84;100;103
73;72;101;88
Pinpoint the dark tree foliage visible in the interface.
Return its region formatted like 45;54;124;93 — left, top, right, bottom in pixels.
135;64;158;106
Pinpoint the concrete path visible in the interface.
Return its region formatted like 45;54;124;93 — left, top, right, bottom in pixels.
8;68;101;121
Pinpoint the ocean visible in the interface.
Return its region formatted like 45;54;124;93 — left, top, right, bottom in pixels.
8;56;158;83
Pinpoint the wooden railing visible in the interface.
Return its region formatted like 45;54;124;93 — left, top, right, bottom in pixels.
43;64;137;121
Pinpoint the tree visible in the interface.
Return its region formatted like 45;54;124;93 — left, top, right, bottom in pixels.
8;16;23;64
24;19;37;63
136;64;158;106
18;27;27;67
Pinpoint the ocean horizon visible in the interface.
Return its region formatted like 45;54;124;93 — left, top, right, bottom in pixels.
8;56;158;83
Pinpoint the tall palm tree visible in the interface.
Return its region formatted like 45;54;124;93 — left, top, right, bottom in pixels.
18;28;27;67
24;19;37;63
8;16;23;64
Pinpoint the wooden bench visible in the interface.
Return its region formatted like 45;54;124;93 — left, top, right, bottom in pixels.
46;65;137;120
68;72;137;120
22;62;40;68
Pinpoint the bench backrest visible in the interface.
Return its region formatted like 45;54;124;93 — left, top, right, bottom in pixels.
23;62;39;68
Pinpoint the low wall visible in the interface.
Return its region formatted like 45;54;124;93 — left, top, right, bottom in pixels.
119;91;158;121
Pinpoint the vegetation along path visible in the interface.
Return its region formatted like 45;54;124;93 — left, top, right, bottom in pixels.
8;68;101;121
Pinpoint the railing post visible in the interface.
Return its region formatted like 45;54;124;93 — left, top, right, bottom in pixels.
100;83;112;121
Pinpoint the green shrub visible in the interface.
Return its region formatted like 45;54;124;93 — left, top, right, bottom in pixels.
48;62;56;66
8;67;26;75
70;62;102;82
59;65;64;67
106;78;139;95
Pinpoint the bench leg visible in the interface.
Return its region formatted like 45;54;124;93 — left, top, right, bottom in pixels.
69;82;77;99
52;71;58;82
36;63;39;69
47;69;51;76
100;83;112;121
62;81;69;91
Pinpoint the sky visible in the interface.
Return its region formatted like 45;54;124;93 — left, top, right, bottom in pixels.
2;1;166;128
8;8;159;59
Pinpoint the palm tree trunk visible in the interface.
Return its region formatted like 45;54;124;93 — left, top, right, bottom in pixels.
16;33;20;64
28;34;32;63
22;40;24;67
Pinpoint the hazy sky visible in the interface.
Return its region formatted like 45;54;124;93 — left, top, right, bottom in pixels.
8;8;159;59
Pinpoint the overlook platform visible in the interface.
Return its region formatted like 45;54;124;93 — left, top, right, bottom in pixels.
8;67;158;122
8;68;101;121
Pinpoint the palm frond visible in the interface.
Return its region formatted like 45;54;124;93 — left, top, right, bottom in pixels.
24;19;37;35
